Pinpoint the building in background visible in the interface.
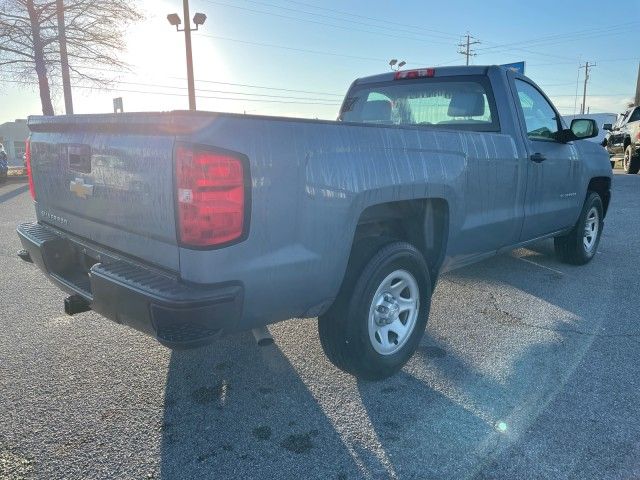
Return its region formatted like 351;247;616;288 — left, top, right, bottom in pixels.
0;119;29;166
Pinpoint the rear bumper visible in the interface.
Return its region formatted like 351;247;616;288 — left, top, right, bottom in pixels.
16;222;243;348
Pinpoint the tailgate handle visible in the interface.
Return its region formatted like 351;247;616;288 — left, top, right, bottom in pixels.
530;152;546;163
67;144;92;173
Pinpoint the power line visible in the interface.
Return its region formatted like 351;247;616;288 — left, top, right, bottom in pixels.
203;0;581;63
3;71;342;102
194;32;432;67
238;0;460;40
278;0;461;39
529;57;640;67
200;0;455;47
2;78;340;106
475;21;640;52
3;62;346;97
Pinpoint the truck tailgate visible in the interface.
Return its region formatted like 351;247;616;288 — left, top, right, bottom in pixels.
28;114;180;271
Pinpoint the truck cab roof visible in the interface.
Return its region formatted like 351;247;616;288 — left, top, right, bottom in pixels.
353;65;506;86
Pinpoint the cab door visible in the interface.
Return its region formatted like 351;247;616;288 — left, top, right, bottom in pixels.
512;79;583;240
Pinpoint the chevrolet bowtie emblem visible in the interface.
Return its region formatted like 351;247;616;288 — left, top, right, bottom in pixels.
69;178;94;199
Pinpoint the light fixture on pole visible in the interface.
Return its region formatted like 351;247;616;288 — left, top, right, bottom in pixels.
167;1;207;111
389;59;406;71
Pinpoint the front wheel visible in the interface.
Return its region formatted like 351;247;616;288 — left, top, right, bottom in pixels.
554;192;604;265
623;145;640;174
318;241;431;380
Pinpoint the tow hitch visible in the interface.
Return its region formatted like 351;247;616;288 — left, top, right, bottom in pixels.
17;249;32;263
64;295;91;315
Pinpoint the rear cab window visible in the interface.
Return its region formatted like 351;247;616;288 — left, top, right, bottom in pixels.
340;75;500;132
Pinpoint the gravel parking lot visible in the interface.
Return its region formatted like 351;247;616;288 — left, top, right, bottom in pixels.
1;172;639;480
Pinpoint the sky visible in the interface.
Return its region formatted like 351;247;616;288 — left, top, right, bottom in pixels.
2;0;639;122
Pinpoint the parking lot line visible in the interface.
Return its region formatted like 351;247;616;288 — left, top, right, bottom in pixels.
516;256;564;276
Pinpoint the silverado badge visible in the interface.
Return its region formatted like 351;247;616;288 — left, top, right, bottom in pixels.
70;178;94;199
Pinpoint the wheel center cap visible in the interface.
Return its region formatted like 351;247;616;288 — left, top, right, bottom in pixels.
376;294;401;325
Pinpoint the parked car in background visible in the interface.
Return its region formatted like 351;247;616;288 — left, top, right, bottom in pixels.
0;144;8;183
18;65;612;380
603;106;640;174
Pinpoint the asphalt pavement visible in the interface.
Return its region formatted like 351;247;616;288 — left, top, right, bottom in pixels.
1;172;639;480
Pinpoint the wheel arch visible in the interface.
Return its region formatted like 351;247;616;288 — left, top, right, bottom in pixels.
587;176;611;217
349;198;450;287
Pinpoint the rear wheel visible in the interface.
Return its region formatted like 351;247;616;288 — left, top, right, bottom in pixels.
623;145;640;174
554;192;603;265
318;240;431;380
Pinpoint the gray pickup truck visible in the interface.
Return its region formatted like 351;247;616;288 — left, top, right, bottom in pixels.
18;65;611;379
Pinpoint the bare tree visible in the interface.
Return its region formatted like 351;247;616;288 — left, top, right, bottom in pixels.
0;0;143;115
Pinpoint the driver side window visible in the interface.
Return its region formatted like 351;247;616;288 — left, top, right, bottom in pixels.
515;80;560;141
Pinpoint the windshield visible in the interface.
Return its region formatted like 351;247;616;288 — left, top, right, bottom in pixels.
339;76;498;131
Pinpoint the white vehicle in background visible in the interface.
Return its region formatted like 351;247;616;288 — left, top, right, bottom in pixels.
564;113;617;146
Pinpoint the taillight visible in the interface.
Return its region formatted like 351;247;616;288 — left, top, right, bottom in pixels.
175;145;247;247
25;138;36;200
394;68;435;80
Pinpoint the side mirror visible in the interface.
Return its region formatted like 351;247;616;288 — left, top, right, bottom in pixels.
570;118;598;140
555;118;598;143
603;123;612;131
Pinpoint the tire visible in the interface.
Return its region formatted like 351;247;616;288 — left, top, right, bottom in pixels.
318;240;431;380
623;144;640;174
610;160;615;169
554;192;604;265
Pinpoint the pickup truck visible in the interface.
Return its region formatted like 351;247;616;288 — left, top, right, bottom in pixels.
17;65;612;380
602;105;640;174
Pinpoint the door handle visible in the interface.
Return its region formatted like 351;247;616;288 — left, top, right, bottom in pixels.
530;152;546;163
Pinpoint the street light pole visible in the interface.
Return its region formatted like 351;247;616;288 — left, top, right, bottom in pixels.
182;0;196;111
168;2;206;111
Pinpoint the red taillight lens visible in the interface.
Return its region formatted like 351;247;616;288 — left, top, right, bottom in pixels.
175;145;246;247
25;138;36;200
394;68;435;80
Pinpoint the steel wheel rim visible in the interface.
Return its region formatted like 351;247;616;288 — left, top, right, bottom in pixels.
368;269;420;356
583;206;599;254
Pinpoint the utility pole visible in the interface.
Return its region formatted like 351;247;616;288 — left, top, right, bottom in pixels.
56;0;73;114
182;0;196;111
580;61;595;115
458;33;480;66
634;62;640;106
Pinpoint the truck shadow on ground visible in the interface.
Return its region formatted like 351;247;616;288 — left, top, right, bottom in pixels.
160;236;637;479
159;329;503;479
159;332;364;479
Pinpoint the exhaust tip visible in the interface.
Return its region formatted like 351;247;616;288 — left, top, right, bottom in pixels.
251;327;274;347
64;295;91;316
256;337;275;347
